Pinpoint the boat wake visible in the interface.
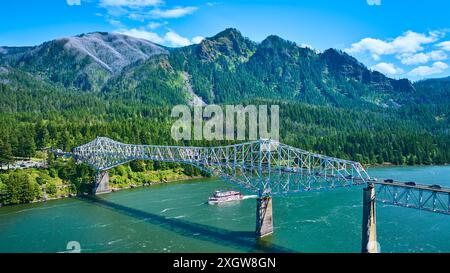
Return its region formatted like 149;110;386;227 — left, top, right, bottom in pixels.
160;207;175;213
243;195;258;200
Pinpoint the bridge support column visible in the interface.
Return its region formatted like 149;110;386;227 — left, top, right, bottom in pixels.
256;196;273;238
93;171;111;195
361;183;379;253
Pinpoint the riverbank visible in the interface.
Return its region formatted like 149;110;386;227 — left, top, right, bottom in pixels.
109;174;205;192
6;174;206;207
0;173;206;207
0;161;207;207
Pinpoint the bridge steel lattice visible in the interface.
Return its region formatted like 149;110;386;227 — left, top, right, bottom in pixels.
375;182;450;215
58;137;450;252
72;137;371;196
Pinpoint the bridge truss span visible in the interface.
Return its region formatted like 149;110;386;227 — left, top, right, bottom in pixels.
71;137;371;196
375;182;450;215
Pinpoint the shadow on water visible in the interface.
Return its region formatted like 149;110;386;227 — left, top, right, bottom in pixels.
78;196;295;253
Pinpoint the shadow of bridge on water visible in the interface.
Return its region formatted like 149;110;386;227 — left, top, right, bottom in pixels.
78;195;296;253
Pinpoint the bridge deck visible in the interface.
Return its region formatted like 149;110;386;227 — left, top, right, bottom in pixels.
373;178;450;215
373;179;450;193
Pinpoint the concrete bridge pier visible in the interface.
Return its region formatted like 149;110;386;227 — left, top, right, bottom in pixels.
93;171;111;195
361;183;379;253
256;196;273;238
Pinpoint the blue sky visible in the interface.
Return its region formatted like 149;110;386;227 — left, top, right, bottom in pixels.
1;0;450;80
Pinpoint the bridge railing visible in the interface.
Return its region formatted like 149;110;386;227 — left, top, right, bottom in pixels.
374;182;450;215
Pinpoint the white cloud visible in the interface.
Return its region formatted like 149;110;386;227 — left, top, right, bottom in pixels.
300;43;314;49
367;0;381;6
108;19;124;28
399;50;447;65
116;29;201;47
409;61;449;77
371;62;404;75
346;31;438;60
150;6;198;18
437;41;450;51
100;0;162;8
128;13;146;21
164;31;191;46
191;36;204;44
148;21;166;29
346;38;390;59
66;0;81;6
110;6;198;21
116;28;165;44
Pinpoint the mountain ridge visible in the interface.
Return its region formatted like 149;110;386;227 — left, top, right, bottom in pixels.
0;32;167;91
0;28;447;108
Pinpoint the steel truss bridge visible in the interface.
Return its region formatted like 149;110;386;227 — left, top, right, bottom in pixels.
72;137;372;196
58;137;450;252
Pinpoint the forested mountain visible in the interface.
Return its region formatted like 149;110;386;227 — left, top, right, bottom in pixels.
0;28;419;107
413;77;450;105
0;32;167;91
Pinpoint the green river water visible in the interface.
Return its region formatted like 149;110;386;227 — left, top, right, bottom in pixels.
1;165;449;253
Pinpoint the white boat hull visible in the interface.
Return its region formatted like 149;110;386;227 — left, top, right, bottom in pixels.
208;191;244;205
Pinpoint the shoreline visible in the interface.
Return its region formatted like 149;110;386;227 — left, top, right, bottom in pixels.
364;163;450;169
0;174;208;208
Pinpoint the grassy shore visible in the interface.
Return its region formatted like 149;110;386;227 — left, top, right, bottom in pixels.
0;163;206;206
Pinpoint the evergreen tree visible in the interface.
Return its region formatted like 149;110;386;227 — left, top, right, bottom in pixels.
0;139;13;168
2;172;38;205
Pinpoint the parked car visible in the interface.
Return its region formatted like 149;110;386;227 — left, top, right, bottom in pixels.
405;181;416;186
429;184;442;189
384;179;394;183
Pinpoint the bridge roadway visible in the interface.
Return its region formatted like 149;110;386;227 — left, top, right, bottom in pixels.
273;168;450;214
371;178;450;216
374;179;450;193
276;165;449;195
